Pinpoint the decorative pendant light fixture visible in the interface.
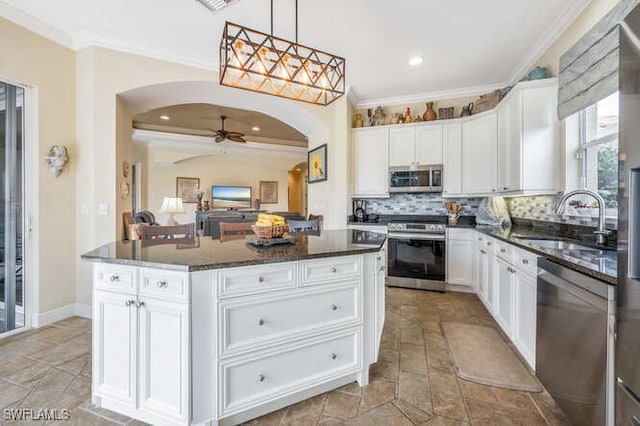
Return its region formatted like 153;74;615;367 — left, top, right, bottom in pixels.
219;0;345;106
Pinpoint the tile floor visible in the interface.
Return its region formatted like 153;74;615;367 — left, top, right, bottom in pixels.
0;288;570;425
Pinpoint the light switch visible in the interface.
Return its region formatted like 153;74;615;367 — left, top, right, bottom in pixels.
98;203;109;215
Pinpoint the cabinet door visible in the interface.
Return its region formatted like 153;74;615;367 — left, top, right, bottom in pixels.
93;290;137;407
389;127;415;167
447;239;473;286
478;247;492;311
415;124;443;165
462;112;497;194
494;258;514;337
443;122;463;196
514;271;537;370
138;298;190;423
375;248;386;360
352;128;389;197
497;92;522;192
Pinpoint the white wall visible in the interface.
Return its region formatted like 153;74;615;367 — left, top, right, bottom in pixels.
134;142;306;223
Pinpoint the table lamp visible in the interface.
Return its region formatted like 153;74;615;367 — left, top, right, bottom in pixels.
160;196;185;225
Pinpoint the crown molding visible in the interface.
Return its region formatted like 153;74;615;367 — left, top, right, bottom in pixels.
72;32;216;71
345;85;359;108
355;82;504;110
505;0;592;85
0;0;75;49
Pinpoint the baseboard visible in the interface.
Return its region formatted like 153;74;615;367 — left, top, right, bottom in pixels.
32;303;92;327
445;283;476;294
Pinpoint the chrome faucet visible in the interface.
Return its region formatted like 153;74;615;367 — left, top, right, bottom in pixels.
555;189;612;245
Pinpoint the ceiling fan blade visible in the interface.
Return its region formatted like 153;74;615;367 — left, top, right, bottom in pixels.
226;131;245;138
228;135;246;143
214;135;225;143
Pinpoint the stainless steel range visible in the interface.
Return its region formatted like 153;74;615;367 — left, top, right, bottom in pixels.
386;222;446;292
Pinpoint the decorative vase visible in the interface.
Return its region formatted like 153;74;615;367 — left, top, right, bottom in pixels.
404;108;412;123
372;106;385;126
197;193;203;211
423;102;437;121
203;200;210;211
353;113;363;128
390;112;400;124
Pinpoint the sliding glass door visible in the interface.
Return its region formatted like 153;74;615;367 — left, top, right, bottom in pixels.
0;81;25;333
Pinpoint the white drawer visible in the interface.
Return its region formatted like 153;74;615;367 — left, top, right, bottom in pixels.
139;268;189;302
220;329;361;415
447;228;474;240
219;282;361;356
218;262;298;298
300;255;362;286
495;239;516;263
94;264;136;293
514;247;537;276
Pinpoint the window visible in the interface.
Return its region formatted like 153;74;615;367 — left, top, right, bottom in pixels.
580;92;618;215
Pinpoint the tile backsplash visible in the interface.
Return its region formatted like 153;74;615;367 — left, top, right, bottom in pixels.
506;195;618;229
354;193;481;216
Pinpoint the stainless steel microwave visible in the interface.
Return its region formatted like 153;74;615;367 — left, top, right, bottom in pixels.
389;165;443;193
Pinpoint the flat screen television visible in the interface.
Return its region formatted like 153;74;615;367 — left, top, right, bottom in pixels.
211;185;252;209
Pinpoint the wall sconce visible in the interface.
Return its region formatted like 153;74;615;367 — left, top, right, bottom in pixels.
44;145;69;177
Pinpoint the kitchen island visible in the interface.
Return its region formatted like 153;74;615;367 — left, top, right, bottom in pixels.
81;229;386;426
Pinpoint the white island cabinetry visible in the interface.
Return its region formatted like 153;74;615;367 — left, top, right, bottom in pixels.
89;241;385;426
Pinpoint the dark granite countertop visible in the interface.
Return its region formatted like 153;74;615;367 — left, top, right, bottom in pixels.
81;229;387;272
348;215;476;227
475;225;617;285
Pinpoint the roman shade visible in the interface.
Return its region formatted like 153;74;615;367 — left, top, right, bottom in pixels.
558;0;640;120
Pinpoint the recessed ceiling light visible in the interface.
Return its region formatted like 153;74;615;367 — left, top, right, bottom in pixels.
252;126;260;131
160;115;170;120
408;56;423;66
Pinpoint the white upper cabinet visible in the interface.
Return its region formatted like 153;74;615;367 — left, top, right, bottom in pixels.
442;122;463;196
462;112;498;194
351;128;389;198
497;79;560;194
389;123;442;167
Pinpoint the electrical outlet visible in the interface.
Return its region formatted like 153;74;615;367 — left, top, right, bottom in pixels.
98;203;109;215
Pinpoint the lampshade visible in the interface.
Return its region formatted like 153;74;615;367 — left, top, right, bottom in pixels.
160;197;185;214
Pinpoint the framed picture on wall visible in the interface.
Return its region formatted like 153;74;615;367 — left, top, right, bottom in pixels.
176;177;200;203
259;181;278;204
308;143;327;184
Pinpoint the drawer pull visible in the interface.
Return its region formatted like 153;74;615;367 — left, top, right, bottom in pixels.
522;259;529;265
500;248;506;253
136;301;145;308
330;304;338;311
125;300;135;307
156;280;168;288
331;353;337;360
507;267;516;274
480;249;487;254
258;374;265;382
258;318;265;326
331;267;337;273
258;276;265;283
109;274;120;282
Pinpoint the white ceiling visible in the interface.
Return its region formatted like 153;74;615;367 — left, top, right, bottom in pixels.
0;0;591;106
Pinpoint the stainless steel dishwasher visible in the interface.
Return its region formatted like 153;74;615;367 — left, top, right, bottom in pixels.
536;258;616;426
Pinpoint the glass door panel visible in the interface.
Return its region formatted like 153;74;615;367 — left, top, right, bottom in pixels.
0;81;25;333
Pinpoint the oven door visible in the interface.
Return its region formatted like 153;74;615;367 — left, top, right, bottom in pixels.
387;233;446;282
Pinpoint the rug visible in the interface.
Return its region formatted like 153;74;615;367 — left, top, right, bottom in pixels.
442;322;542;392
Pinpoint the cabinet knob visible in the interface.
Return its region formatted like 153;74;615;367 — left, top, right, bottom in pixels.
492;189;496;192
331;304;338;311
331;267;337;273
125;300;135;307
109;274;120;282
500;248;506;253
522;259;529;265
487;242;492;246
156;280;168;288
331;353;338;360
480;249;487;254
136;301;145;308
503;187;508;190
258;318;265;326
258;374;266;382
258;276;265;283
508;267;516;274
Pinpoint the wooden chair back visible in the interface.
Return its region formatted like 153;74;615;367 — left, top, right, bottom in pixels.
288;219;320;233
219;221;254;242
123;212;134;240
142;223;195;240
308;214;324;229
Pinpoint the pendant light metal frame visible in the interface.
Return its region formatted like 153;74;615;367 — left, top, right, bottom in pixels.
218;1;345;106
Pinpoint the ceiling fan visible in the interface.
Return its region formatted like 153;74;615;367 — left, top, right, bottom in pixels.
210;115;246;143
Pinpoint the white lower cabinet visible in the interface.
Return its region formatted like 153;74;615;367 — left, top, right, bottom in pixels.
472;232;538;371
93;276;190;425
446;229;474;286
